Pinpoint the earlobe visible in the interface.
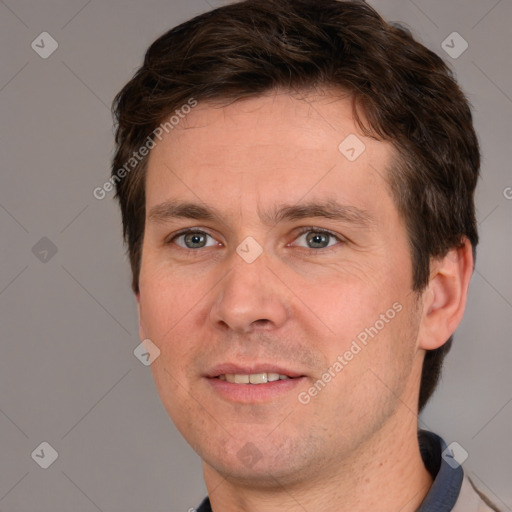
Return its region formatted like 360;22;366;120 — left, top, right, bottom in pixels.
418;238;474;351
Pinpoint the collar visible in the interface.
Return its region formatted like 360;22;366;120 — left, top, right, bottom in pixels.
416;429;464;511
196;430;464;512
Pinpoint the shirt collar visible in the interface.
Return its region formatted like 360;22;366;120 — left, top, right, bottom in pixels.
417;429;464;511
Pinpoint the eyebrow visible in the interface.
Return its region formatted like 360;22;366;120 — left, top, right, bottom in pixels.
148;198;375;229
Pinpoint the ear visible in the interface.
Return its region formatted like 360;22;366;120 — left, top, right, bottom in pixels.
136;292;147;341
417;238;474;351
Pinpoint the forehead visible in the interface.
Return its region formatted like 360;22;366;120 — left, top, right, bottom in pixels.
144;89;397;218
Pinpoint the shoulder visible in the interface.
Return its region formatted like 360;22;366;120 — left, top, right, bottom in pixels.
452;475;502;512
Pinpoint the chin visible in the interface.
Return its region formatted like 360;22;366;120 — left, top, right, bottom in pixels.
206;456;299;487
200;434;320;488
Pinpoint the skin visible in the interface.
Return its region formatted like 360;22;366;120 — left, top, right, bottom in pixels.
137;88;473;512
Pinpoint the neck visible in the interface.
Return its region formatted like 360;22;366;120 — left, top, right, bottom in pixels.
202;410;433;512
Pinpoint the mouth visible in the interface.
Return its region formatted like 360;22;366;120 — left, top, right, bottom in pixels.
216;372;295;384
206;365;306;403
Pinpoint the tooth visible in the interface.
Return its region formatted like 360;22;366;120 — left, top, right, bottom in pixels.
221;373;292;384
249;373;268;384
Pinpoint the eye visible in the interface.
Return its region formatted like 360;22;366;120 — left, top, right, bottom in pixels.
167;227;343;251
292;228;343;250
170;229;218;249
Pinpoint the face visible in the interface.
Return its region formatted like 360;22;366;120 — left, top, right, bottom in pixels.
138;89;425;486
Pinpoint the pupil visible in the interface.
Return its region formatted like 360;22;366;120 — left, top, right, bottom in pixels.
187;233;205;247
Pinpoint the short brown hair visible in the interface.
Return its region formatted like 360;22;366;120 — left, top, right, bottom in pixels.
111;0;480;411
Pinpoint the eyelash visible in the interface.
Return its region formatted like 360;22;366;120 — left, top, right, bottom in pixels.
167;227;345;254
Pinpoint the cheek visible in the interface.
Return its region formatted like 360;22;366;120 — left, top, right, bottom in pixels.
311;277;418;389
139;277;203;421
353;299;420;395
138;261;200;341
300;270;397;342
316;301;420;429
138;265;217;383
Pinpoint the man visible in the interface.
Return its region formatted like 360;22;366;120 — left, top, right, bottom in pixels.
110;0;500;510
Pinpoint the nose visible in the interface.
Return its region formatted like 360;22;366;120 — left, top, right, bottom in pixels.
209;250;289;334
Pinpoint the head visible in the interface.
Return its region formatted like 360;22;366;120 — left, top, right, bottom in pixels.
111;0;479;484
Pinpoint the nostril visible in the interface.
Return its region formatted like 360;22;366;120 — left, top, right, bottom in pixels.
252;319;270;327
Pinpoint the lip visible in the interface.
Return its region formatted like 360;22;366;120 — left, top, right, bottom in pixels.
204;363;307;403
205;363;305;379
206;375;306;403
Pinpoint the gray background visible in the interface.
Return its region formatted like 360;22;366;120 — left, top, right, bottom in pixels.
0;0;511;510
